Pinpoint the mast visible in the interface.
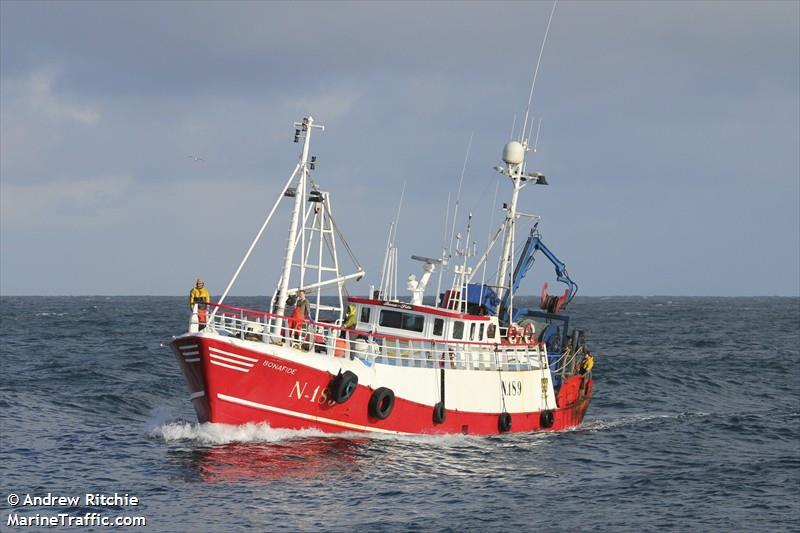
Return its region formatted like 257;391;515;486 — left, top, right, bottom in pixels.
494;141;525;303
272;116;324;333
493;138;548;313
493;0;556;315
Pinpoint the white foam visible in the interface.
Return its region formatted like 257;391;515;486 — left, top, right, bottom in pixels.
152;421;328;444
151;420;489;446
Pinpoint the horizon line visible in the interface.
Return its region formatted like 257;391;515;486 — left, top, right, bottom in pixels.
1;294;798;298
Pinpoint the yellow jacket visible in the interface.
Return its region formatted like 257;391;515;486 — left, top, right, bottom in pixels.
189;287;210;307
342;304;357;329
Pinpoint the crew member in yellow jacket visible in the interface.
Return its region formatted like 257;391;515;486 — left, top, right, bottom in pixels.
189;278;211;327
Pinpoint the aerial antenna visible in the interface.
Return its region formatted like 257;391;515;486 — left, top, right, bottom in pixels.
393;181;406;243
448;133;474;258
441;191;451;256
447;132;474;259
523;117;537;172
526;117;537;149
520;0;558;144
461;213;474;292
435;191;452;302
533;118;543;153
509;114;517;141
378;181;406;300
389;180;406;293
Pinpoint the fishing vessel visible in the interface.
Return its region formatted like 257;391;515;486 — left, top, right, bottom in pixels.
170;109;595;435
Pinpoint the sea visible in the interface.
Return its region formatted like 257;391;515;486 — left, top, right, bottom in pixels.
1;296;798;532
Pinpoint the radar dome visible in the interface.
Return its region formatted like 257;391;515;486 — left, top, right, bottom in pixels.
502;141;524;165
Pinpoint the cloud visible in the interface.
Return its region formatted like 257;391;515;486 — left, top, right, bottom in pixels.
289;88;362;121
1;174;133;230
0;1;797;295
1;67;103;185
22;67;100;125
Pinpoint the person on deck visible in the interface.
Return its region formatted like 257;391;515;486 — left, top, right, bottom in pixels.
340;303;358;359
341;304;357;337
189;278;211;329
288;290;310;344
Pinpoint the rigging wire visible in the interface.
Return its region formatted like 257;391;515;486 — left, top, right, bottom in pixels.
495;347;509;416
479;181;501;306
309;177;363;272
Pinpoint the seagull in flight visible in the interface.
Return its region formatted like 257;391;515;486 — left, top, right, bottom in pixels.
187;155;204;162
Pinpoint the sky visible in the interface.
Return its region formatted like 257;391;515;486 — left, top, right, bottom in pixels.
1;0;798;297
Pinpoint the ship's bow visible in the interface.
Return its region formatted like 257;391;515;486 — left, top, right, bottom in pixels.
171;336;210;423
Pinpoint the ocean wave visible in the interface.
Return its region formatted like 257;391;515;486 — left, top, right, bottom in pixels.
579;411;711;432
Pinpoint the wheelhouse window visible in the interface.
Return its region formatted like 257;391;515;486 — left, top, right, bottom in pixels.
379;310;425;333
433;318;444;336
452;321;464;340
360;306;371;324
469;323;476;340
479;323;485;341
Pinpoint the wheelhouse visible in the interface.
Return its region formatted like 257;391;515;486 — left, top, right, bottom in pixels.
348;297;498;343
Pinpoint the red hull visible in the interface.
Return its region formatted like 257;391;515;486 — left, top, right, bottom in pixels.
172;335;592;436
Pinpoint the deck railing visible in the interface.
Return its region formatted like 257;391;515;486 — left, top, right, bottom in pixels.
191;302;548;372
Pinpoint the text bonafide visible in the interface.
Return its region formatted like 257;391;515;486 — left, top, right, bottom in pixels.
262;360;298;375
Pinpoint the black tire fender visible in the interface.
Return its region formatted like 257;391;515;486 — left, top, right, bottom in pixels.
331;370;358;404
368;387;395;419
540;409;555;429
498;412;512;433
432;401;446;425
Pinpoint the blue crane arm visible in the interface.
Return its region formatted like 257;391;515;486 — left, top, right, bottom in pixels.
500;228;578;321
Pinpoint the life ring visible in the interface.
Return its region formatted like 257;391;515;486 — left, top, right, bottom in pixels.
498;412;512;433
583;378;593;398
522;323;535;344
432;401;446;425
331;371;358;404
540;409;555;429
368;387;395;419
507;326;519;345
